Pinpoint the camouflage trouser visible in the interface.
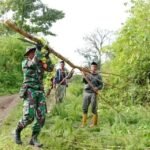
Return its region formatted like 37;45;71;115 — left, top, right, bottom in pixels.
55;85;66;103
17;88;47;133
82;92;97;114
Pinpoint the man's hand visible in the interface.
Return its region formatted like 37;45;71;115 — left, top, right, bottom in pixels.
36;38;48;51
45;51;50;58
82;71;89;76
94;87;99;94
71;68;74;74
61;78;66;83
36;43;43;51
39;38;48;48
42;63;48;70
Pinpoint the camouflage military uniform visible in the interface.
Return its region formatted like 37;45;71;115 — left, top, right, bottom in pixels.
17;49;53;137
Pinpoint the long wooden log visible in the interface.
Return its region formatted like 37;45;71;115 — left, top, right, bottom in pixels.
3;20;128;79
3;20;90;72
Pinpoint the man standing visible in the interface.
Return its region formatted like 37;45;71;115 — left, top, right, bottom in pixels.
15;45;53;147
81;62;103;127
53;60;74;103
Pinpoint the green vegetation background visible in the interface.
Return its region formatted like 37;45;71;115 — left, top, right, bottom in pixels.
0;76;150;149
0;0;150;149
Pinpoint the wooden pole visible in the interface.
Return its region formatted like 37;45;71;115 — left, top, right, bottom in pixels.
3;20;128;80
4;20;90;73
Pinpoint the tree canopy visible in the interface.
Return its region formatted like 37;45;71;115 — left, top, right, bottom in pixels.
103;0;150;104
0;0;65;35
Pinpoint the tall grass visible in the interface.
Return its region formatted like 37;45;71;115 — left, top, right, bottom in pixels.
0;76;150;149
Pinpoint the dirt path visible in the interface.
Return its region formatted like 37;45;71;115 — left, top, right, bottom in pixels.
0;92;56;126
0;94;20;125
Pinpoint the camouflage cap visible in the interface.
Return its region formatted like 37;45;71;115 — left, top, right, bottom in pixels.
24;47;36;56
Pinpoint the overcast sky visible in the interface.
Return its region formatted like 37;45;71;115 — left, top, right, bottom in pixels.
42;0;129;66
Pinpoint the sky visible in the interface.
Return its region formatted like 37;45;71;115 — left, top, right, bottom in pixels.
41;0;129;67
2;0;130;68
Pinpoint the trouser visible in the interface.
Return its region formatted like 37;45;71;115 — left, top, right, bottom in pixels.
82;92;97;114
55;84;66;103
17;88;47;133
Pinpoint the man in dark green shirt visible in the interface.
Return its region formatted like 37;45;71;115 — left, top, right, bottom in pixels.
81;62;103;127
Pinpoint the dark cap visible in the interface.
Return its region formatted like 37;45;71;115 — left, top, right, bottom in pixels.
24;47;36;56
91;61;97;65
60;60;64;64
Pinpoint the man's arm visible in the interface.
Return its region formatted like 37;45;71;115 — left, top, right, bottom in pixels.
53;70;59;88
66;69;74;79
42;56;54;72
27;44;43;67
97;75;103;90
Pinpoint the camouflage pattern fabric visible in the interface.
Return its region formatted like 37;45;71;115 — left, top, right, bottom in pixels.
17;49;53;133
18;88;46;133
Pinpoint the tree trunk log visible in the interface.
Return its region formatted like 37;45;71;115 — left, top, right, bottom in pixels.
4;20;90;72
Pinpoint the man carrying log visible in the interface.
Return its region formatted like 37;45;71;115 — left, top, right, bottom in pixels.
53;60;74;103
14;44;54;147
81;62;103;127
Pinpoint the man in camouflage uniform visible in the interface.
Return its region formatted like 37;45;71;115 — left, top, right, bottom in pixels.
15;45;53;147
81;62;103;127
53;60;74;103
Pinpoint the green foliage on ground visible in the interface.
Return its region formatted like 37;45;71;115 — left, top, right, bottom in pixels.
0;0;149;149
0;77;150;149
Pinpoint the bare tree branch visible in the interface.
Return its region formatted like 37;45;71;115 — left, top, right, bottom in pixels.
77;28;114;67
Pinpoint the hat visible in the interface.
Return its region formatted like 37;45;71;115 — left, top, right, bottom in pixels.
24;47;36;56
60;60;64;64
91;62;97;65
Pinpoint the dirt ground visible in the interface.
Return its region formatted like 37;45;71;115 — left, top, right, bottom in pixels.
0;94;20;125
0;91;56;126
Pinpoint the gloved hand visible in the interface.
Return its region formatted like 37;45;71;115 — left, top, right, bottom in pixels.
39;38;48;48
44;51;50;58
36;38;48;51
36;43;43;51
40;48;50;59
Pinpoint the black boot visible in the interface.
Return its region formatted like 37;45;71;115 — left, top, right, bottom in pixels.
29;132;43;147
15;127;23;144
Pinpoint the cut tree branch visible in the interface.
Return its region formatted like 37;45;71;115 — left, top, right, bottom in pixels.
3;20;90;73
3;20;126;79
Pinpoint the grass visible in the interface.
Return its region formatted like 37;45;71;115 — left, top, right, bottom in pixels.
0;80;150;150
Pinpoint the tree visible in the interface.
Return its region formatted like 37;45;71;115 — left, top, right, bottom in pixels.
0;34;28;94
0;0;64;35
104;0;150;104
76;29;114;68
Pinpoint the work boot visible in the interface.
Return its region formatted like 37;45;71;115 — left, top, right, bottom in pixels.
15;127;23;144
90;114;98;128
29;132;43;147
81;114;87;127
